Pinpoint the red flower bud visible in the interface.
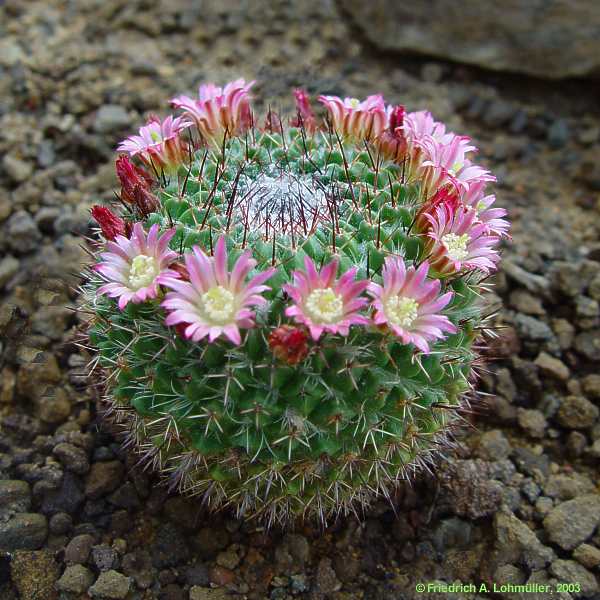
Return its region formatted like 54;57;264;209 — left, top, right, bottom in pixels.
291;89;317;133
91;205;126;241
116;155;154;204
269;325;310;365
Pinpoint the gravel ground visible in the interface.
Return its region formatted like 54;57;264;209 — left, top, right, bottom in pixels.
1;1;600;599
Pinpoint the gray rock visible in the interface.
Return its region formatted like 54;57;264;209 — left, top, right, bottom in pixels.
573;543;600;569
0;479;31;516
549;559;598;596
48;512;72;535
85;461;124;499
547;119;570;148
494;510;554;570
582;374;600;399
91;544;120;572
183;563;210;587
313;557;342;594
151;522;190;568
64;533;95;564
94;105;130;134
6;210;41;254
56;564;95;594
41;472;84;515
344;0;600;79
575;330;600;361
3;154;33;183
514;314;554;342
0;255;19;288
189;587;230;600
517;408;547;438
0;513;48;551
556;395;599;429
543;473;594;500
475;430;511;461
534;352;570;381
544;494;600;550
53;442;90;475
88;569;132;599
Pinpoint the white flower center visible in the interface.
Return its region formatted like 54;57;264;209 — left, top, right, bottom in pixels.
385;296;419;328
305;288;344;324
442;233;469;261
202;286;235;324
128;255;158;289
449;161;463;176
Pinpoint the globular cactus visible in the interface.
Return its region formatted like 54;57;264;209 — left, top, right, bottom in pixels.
82;80;509;525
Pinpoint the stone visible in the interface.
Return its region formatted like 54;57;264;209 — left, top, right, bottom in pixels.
475;430;511;461
549;559;598;596
509;289;545;315
514;314;554;342
439;459;502;519
85;461;124;499
3;154;33;183
556;395;599;429
88;570;132;599
183;563;210;587
582;374;600;399
53;442;90;474
208;565;234;586
91;544;120;571
314;557;342;594
48;512;72;535
193;527;230;559
38;390;71;424
56;564;95;594
94;105;130;134
343;0;600;79
0;256;19;288
6;210;41;254
0;479;31;515
64;534;95;564
543;473;594;500
494;511;554;571
189;587;231;600
573;543;600;569
151;523;190;568
543;494;600;550
10;549;60;600
534;352;570;381
517;408;547;438
41;472;84;515
575;330;600;361
0;513;48;551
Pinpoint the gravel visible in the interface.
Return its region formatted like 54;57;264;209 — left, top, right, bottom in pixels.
0;1;599;598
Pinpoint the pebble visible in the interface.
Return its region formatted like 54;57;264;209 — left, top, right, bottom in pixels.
547;119;570;148
0;513;48;551
549;559;598;596
41;471;84;515
0;479;31;515
56;564;95;594
513;313;554;342
0;256;20;288
3;154;33;183
38;389;71;424
64;533;95;564
574;330;600;361
534;352;570;381
85;461;124;499
93;105;131;134
556;395;599;429
88;569;132;599
53;442;90;474
543;494;600;550
6;210;41;254
189;587;230;600
91;544;120;571
517;408;547;438
543;473;594;500
475;429;511;461
48;511;72;535
313;557;342;594
151;523;190;568
494;510;554;570
573;543;600;569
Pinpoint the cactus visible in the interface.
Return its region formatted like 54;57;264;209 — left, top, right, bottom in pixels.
82;80;509;526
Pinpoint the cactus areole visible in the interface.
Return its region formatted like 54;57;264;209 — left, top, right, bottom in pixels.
83;80;509;525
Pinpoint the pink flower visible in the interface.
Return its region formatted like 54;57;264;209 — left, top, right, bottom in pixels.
419;135;494;197
403;110;456;148
424;204;501;276
94;223;178;310
91;205;126;241
117;115;192;174
318;94;387;141
283;257;370;341
290;89;317;133
367;257;457;353
459;181;511;238
159;237;275;345
171;79;254;145
414;187;461;233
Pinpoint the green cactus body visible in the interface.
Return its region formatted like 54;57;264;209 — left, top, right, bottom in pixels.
84;85;505;525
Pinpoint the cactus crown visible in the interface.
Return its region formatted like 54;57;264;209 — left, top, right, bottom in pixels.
83;80;508;526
